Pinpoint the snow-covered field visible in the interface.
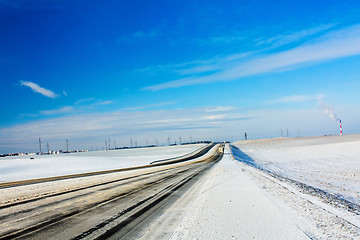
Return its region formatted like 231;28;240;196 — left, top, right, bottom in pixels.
0;144;206;182
232;134;360;205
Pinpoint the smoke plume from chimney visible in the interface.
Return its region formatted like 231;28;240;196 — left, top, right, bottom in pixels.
318;98;340;122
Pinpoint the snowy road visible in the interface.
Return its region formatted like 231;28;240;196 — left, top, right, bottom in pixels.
1;137;359;239
134;140;360;239
0;144;223;240
137;144;309;240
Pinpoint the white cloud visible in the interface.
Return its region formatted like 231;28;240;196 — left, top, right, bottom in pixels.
26;98;114;117
267;95;321;104
0;106;257;152
3;103;359;153
256;24;336;48
121;102;174;111
202;114;225;120
39;106;75;115
205;106;234;112
96;100;113;105
20;81;58;98
143;24;360;91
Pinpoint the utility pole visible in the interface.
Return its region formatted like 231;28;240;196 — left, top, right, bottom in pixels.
66;139;69;153
38;137;42;154
286;129;289;138
167;137;170;146
245;132;247;140
47;142;49;154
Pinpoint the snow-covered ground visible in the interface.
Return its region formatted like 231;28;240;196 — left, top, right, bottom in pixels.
0;144;206;182
232;134;360;205
139;144;308;240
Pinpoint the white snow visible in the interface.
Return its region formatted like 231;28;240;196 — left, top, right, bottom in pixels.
140;144;308;240
0;144;206;182
232;134;360;205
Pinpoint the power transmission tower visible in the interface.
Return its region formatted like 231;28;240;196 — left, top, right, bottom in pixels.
130;138;133;148
47;142;49;154
66;139;69;153
167;137;170;146
108;138;111;150
105;139;108;151
38;137;42;154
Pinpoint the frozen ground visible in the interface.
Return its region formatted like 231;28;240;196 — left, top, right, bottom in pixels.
232;134;360;206
0;144;206;182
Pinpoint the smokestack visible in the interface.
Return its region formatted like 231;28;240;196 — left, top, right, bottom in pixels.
339;120;343;135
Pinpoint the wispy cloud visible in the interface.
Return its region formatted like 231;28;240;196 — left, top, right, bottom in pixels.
1;105;257;152
205;106;234;112
20;98;114;117
256;24;336;48
121;102;174;111
39;106;75;115
196;34;244;45
75;98;96;105
143;24;360;91
5;102;359;153
20;81;58;98
137;52;254;76
267;94;322;104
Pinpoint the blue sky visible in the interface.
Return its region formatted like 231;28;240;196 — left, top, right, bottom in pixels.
1;0;360;153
